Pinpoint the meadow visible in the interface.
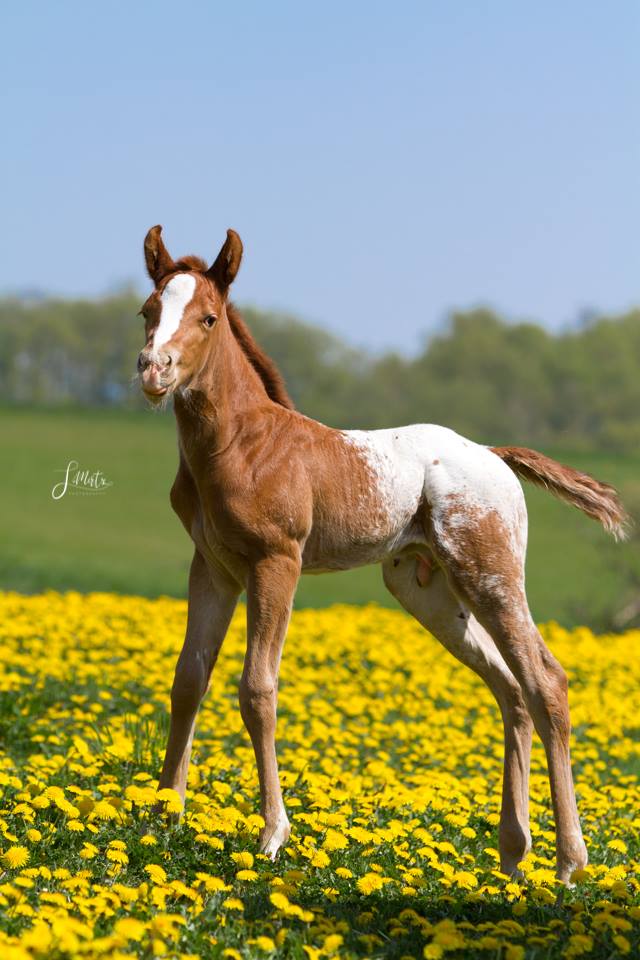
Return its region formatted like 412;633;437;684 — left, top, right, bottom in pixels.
0;592;638;959
1;407;638;627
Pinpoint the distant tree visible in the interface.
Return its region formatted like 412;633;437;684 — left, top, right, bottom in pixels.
1;295;639;453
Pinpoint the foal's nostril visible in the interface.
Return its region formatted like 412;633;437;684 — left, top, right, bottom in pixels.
137;354;146;372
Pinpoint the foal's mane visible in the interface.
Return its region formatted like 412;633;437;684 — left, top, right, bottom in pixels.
226;303;295;410
173;256;295;410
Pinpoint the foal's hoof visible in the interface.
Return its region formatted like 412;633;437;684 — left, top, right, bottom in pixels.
259;814;291;860
556;839;588;886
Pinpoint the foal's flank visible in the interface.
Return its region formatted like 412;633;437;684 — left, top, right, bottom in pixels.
138;224;628;882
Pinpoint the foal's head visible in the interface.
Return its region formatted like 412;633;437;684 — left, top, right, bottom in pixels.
137;225;242;403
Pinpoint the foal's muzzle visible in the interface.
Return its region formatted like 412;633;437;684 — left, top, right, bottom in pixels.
138;348;176;398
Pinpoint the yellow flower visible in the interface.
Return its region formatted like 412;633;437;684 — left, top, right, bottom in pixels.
222;898;244;911
607;838;628;854
140;834;157;845
235;869;258;881
155;788;183;814
114;917;146;941
92;800;119;820
144;864;168;884
323;934;344;952
2;846;30;869
231;851;254;869
303;948;322;960
424;946;444;960
107;848;129;865
323;829;348;851
505;947;525;960
270;891;291;911
250;936;276;951
453;870;478;890
195;872;228;892
356;873;384;895
612;935;631;954
311;849;330;868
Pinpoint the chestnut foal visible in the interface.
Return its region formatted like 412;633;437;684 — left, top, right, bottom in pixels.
138;225;627;883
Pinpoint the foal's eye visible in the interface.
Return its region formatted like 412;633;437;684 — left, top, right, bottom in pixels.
202;314;217;328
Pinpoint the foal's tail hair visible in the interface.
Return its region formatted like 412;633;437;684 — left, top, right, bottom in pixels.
491;446;630;541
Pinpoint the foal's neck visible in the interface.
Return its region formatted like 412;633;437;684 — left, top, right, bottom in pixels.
173;316;273;465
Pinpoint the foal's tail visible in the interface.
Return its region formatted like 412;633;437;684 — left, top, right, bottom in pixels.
491;445;630;541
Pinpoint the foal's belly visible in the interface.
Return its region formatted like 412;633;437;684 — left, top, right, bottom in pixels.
301;520;423;572
300;521;427;573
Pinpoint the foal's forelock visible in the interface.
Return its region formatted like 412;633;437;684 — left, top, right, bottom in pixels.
152;273;197;354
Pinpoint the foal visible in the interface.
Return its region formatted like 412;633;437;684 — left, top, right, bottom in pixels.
137;225;627;883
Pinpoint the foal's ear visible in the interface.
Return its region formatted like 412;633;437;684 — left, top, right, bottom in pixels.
206;229;243;292
144;225;176;285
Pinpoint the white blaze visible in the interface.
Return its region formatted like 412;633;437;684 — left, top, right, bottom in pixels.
152;274;196;353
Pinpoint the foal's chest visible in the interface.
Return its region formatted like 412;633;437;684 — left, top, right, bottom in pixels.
171;468;250;587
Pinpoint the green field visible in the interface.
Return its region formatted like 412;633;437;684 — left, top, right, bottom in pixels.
2;407;638;627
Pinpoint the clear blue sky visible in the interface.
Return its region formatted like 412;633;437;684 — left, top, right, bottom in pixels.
2;1;638;351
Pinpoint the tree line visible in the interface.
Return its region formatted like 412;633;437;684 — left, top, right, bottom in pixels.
1;293;639;451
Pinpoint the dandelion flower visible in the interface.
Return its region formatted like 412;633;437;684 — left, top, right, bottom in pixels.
607;839;628;855
231;851;254;869
144;864;167;884
92;800;118;820
2;846;29;869
356;873;384;895
114;917;146;941
222;898;244;911
250;937;275;951
323;829;348;851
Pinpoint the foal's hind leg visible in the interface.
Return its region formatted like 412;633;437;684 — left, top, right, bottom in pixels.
432;506;588;883
383;557;533;876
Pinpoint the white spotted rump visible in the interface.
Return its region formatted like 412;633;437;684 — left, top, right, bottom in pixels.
340;424;527;560
153;274;196;354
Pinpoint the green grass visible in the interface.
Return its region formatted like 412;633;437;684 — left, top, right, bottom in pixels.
2;407;638;626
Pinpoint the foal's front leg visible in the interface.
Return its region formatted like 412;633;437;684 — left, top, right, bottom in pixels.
240;551;300;858
158;551;239;804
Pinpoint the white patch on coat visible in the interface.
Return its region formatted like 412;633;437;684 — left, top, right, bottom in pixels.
152;274;196;354
340;424;528;578
342;429;424;537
